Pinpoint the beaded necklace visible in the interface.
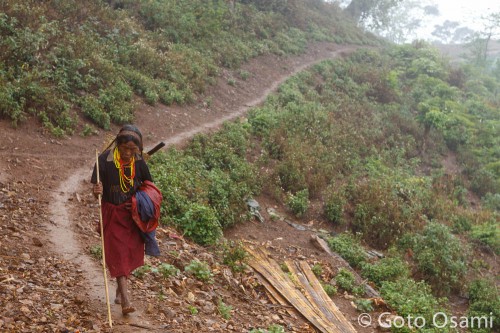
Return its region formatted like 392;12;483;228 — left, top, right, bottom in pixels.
113;147;135;193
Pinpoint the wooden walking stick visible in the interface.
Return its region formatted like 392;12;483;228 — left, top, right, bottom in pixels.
96;150;113;328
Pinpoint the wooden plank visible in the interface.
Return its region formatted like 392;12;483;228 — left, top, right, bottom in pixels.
299;261;358;333
247;247;335;333
247;246;358;333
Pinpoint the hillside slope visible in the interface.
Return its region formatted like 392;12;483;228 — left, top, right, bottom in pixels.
0;42;365;333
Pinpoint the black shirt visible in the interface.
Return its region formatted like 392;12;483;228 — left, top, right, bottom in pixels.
91;149;153;205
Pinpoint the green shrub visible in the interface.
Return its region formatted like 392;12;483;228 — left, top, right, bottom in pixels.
286;188;309;217
177;203;222;246
326;233;367;269
184;260;213;282
89;245;102;260
322;282;337;296
80;95;110;129
157;263;180;279
354;299;374;312
221;240;248;273
249;324;285;333
335;268;356;293
481;193;500;212
348;176;425;249
311;263;323;277
412;222;468;294
217;298;232;320
471;221;500;254
380;277;450;333
451;214;473;234
132;264;152;279
361;256;409;287
467;279;500;332
323;186;346;224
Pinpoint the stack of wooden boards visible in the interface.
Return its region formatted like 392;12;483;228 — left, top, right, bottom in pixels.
246;246;358;333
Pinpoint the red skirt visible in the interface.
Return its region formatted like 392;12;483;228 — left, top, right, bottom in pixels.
101;201;144;278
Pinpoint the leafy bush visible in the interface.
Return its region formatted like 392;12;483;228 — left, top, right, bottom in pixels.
470;221;500;254
326;233;367;269
451;214;472;234
217;298;232;320
157;263;180;279
481;193;500;212
311;263;323;277
286;188;309;217
348;176;426;249
184;260;213;282
334;268;364;295
467;279;500;332
132;264;152;279
322;283;337;296
220;240;248;273
354;299;374;312
412;222;468;294
380;277;450;333
323;186;347;224
89;245;102;260
249;324;285;333
361;256;410;287
177;203;222;246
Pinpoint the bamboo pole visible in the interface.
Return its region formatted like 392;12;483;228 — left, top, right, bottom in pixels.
96;150;113;328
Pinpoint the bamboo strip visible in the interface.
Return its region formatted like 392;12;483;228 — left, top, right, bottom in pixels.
246;247;338;333
299;261;358;333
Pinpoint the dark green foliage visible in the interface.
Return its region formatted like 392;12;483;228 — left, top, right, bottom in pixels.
467;279;500;332
451;214;473;234
177;203;222;246
326;233;367;269
412;222;468;295
286;188;309;217
470;221;500;254
361;256;409;287
334;268;364;296
184;260;213;282
323;186;347;224
380;277;450;333
157;263;180;278
149;121;260;245
0;0;368;132
354;299;374;312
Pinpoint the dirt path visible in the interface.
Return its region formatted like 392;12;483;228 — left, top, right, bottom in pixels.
0;42;358;332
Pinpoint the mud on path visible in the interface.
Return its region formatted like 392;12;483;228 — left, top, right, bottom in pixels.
0;42;362;332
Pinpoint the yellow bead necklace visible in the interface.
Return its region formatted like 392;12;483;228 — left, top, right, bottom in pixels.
113;147;135;193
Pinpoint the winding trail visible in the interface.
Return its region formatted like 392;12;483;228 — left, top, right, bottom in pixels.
47;44;356;330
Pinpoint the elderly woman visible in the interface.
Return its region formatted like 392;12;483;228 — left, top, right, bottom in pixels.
91;124;152;315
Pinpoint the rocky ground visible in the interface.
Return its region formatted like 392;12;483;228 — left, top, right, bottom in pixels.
0;42;381;333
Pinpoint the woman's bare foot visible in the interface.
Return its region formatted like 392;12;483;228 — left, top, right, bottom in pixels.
121;302;136;315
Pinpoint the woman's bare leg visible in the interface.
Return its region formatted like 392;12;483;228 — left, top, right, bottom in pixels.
114;285;121;304
116;276;135;314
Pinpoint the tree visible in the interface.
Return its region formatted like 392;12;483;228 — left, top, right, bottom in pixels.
463;12;500;68
344;0;402;29
344;0;437;44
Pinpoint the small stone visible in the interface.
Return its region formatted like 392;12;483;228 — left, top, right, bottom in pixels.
50;303;63;311
20;253;30;260
32;238;43;247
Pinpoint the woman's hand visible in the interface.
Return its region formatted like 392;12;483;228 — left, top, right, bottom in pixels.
93;182;103;198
